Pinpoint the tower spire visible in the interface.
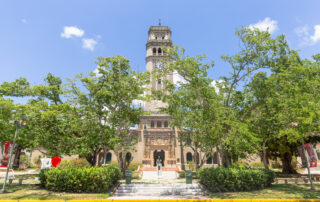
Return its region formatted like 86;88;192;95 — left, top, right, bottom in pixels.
158;18;161;26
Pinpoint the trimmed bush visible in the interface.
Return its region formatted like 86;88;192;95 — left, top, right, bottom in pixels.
39;166;121;193
178;171;197;178
198;167;275;192
58;158;90;168
250;162;265;168
128;162;142;171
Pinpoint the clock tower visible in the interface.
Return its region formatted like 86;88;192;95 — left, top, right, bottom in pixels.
145;22;173;113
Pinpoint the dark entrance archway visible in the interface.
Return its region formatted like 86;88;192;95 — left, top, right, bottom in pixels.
153;150;165;167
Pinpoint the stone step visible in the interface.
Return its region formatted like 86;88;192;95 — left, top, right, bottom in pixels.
117;189;203;193
114;183;207;197
114;192;206;196
118;186;202;188
119;184;200;187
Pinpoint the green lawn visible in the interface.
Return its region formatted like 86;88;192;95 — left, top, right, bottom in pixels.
211;184;320;199
0;184;110;200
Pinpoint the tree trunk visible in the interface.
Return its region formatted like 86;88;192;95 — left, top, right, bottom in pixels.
86;149;98;166
281;152;297;174
216;146;221;167
262;141;269;169
179;136;185;170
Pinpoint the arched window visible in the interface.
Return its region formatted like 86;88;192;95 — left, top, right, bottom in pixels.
158;48;162;54
186;152;193;162
153;48;157;55
164;121;168;128
106;152;112;163
151;121;154;128
158;79;161;85
157;121;162;128
125;152;131;163
206;156;213;164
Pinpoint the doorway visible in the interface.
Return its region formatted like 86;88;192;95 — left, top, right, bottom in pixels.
153;150;165;167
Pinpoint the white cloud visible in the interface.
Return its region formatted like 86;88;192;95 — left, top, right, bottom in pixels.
249;17;278;34
210;80;224;93
21;19;27;24
173;71;187;86
61;26;84;38
132;99;145;108
82;38;97;51
295;25;320;46
310;25;320;44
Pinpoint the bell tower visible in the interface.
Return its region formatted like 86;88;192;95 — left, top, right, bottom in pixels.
145;21;173;113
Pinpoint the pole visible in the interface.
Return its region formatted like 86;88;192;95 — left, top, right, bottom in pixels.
0;122;20;193
301;138;315;191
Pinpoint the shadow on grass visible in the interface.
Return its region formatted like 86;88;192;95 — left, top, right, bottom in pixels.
210;184;320;199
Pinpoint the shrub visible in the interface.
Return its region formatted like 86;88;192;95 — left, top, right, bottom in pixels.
271;161;282;169
178;171;197;178
186;161;196;171
198;167;275;192
128;162;142;171
58;158;90;169
250;162;265;168
132;171;141;179
230;162;249;169
19;154;31;169
39;166;121;193
33;155;43;168
108;161;120;168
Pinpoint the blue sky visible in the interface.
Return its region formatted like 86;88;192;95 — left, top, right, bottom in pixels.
1;0;320;89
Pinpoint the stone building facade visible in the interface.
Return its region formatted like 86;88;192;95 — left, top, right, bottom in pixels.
100;23;218;170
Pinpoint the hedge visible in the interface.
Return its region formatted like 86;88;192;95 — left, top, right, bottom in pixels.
198;167;275;192
39;166;121;193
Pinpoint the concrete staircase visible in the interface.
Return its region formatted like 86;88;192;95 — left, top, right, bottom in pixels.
112;183;209;199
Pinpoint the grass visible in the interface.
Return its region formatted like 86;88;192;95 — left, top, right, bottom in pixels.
0;184;110;200
211;184;320;199
1;183;320;199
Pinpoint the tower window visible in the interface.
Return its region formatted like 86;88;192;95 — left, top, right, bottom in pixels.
157;121;162;128
158;48;162;54
164;121;168;128
162;36;164;39
151;121;154;128
153;48;157;55
158;79;161;85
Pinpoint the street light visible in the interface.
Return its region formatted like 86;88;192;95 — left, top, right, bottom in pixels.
0;119;25;193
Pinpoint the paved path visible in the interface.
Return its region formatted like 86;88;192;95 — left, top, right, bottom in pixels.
302;167;320;174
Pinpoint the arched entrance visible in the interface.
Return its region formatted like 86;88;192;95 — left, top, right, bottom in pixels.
153;150;165;167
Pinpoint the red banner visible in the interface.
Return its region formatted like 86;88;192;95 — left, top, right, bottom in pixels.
305;143;317;168
0;141;13;167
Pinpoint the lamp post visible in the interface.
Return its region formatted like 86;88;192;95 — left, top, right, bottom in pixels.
0;121;22;193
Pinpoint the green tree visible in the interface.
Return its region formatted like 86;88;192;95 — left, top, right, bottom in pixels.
245;51;320;173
